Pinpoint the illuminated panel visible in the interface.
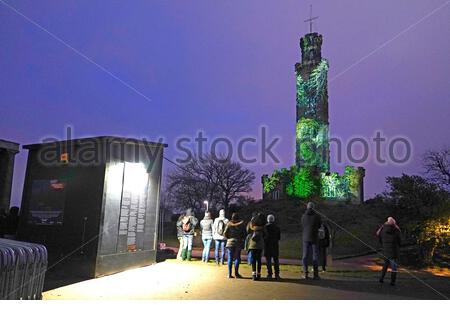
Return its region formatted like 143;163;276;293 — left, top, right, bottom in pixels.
118;162;150;252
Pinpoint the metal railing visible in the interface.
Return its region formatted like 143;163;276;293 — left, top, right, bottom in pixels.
0;239;48;300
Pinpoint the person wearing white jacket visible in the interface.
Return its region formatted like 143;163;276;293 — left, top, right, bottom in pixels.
212;209;229;265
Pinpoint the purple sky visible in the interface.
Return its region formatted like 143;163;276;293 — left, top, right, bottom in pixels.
1;0;449;206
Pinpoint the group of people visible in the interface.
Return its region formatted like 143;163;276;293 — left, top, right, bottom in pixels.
175;202;331;281
175;201;401;285
176;208;230;263
299;202;401;285
176;208;284;280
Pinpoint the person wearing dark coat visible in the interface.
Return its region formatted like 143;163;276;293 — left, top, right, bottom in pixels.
264;214;281;280
301;202;322;280
318;222;330;271
247;213;266;281
224;212;246;278
377;217;401;286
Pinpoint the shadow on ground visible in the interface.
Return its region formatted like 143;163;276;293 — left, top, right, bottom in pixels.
295;272;450;300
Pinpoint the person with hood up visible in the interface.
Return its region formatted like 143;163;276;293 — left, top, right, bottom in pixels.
247;213;267;281
376;217;401;286
301;202;322;280
264;214;281;280
213;209;229;265
318;222;330;272
176;213;186;260
176;208;198;261
200;211;214;262
224;212;246;278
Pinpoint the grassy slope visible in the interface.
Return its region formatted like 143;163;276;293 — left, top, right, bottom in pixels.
236;199;387;259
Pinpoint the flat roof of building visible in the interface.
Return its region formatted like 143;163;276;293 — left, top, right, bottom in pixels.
23;136;168;150
0;139;20;152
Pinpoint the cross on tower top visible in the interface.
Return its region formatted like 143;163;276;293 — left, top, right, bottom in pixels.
304;4;319;33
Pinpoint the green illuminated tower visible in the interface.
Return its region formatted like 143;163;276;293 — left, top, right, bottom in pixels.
295;32;330;173
261;28;365;203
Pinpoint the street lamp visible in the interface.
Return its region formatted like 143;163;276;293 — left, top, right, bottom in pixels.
203;200;209;212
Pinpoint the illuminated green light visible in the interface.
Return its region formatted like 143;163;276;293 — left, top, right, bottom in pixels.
296;118;329;171
296;59;329;116
263;171;280;193
285;166;319;198
263;38;364;202
320;172;348;199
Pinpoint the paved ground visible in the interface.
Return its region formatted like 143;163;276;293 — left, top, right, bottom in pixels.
164;246;374;268
44;259;446;300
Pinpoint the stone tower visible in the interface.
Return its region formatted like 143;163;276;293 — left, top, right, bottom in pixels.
294;32;330;174
262;31;365;203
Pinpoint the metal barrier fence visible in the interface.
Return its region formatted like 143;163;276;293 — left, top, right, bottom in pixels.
0;239;48;300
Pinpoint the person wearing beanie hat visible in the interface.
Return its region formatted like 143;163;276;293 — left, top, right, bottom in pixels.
247;213;266;281
377;216;402;286
213;209;229;265
223;212;246;278
200;211;214;262
264;214;281;280
176;208;198;261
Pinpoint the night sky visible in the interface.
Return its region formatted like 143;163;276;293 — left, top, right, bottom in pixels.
1;0;449;206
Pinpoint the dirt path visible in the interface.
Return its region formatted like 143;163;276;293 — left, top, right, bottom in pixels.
43;260;415;300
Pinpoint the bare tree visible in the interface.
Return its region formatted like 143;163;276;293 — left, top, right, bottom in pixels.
423;148;450;189
166;153;255;215
215;159;255;212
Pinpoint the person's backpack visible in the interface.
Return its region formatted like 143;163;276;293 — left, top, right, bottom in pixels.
318;225;326;240
182;217;192;232
216;219;226;236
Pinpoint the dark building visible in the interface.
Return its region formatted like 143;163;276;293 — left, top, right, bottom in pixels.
0;139;19;212
17;136;167;278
